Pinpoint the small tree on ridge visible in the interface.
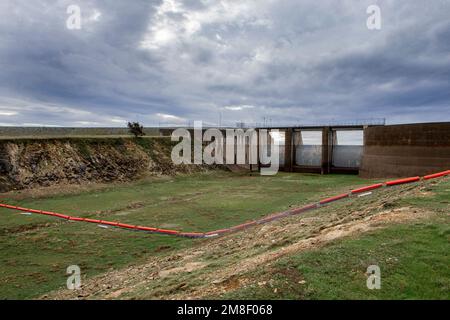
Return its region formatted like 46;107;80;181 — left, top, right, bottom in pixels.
127;122;145;138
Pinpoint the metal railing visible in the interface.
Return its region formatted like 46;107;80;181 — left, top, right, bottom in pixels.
156;118;386;129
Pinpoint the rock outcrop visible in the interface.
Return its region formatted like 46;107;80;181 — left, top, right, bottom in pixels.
0;137;211;192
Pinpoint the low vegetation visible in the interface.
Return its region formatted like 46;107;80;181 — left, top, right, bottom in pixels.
0;172;448;299
0;172;371;299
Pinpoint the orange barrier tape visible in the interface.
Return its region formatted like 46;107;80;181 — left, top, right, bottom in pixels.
155;228;180;235
289;203;319;215
84;218;102;224
386;176;421;186
53;213;70;219
27;209;42;214
42;211;57;216
116;223;137;229
179;232;206;238
136;226;157;232
351;183;384;194
320;193;349;204
69;216;84;222
0;169;448;238
257;216;280;224
230;221;257;231
205;229;229;235
424;171;450;180
99;221;118;226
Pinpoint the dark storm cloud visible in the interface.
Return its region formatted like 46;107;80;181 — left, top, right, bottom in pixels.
0;0;449;127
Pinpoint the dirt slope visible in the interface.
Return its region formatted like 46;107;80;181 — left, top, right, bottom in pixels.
43;179;447;300
0;138;214;192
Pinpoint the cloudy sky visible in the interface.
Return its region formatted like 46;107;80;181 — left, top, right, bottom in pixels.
0;0;449;127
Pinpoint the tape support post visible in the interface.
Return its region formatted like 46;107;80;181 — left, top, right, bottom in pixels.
0;169;448;239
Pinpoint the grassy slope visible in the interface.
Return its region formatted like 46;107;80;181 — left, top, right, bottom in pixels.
0;172;371;299
220;179;450;300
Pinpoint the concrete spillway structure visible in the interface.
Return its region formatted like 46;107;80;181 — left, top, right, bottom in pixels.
149;121;450;178
260;122;450;178
268;125;368;174
359;122;450;178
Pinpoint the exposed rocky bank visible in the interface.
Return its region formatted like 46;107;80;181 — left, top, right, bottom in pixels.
0;137;211;192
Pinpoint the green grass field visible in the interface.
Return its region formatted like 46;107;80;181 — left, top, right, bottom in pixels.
221;220;449;300
0;172;372;299
220;178;450;300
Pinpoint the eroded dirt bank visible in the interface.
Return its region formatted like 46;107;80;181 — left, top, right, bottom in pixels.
0;137;210;192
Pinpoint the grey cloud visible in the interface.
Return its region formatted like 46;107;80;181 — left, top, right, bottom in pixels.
0;0;449;127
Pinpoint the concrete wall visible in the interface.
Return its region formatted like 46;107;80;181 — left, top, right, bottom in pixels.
360;123;450;178
332;145;363;168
